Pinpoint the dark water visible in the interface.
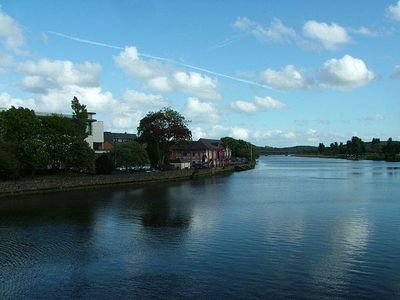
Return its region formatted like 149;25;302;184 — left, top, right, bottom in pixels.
1;156;400;299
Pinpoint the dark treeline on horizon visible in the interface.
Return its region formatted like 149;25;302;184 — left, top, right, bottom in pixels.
261;136;400;162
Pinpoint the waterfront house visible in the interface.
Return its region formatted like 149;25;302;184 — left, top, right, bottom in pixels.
170;138;232;169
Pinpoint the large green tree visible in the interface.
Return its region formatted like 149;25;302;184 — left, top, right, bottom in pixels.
348;136;365;157
137;108;191;167
383;138;400;161
71;96;89;138
0;98;95;178
0;107;45;174
318;143;325;154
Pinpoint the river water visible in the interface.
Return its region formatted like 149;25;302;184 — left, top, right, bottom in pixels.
1;156;400;299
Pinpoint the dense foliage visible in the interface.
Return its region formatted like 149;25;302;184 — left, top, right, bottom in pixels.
137;108;191;167
111;141;149;171
314;136;399;161
95;153;114;175
221;137;259;162
0;98;95;179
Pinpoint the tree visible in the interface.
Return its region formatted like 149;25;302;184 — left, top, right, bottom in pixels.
20;137;51;175
71;96;89;138
338;142;345;154
111;141;149;171
65;138;95;173
137;108;191;167
0;142;19;180
349;136;365;157
39;114;79;170
221;137;259;161
371;138;381;153
382;137;399;161
318;143;325;154
0;107;41;174
330;142;338;154
95;153;114;175
0;100;95;177
0;107;39;145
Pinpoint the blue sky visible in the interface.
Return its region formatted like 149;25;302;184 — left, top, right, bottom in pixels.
0;0;399;146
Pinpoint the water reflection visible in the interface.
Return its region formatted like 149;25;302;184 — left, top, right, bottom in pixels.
1;157;400;299
141;195;191;228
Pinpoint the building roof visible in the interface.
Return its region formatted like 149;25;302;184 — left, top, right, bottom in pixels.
198;138;225;150
104;131;137;142
173;138;228;151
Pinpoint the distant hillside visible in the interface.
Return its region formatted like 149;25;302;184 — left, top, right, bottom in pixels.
259;146;317;155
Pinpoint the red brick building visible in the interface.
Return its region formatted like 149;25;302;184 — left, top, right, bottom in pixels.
171;138;232;168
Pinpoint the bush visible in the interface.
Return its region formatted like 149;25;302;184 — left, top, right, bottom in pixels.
0;144;20;180
65;139;95;173
95;153;114;174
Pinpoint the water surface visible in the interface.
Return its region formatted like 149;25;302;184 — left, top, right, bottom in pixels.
1;156;400;299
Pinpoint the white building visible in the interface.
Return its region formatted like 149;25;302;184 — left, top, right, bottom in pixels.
85;112;104;153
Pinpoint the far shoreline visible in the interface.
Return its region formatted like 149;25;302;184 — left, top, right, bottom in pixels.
289;153;400;162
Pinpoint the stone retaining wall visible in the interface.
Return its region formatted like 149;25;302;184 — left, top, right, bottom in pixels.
0;166;235;197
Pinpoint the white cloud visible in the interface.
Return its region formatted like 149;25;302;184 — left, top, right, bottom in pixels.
5;53;173;134
185;97;219;124
231;96;286;113
0;7;24;52
231;100;257;113
0;52;12;66
234;17;296;43
349;26;377;37
191;127;207;140
252;129;295;140
283;132;296;139
122;89;168;109
0;51;13;75
387;1;400;21
114;47;220;100
260;65;313;90
391;65;400;78
233;17;254;30
173;71;220;100
365;114;385;121
303;20;351;50
18;59;101;93
318;55;375;90
0;92;36;109
114;46;167;78
255;96;286;109
35;86;115;113
146;76;173;92
230;127;249;140
146;72;220;100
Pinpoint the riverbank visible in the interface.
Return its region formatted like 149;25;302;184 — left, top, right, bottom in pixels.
291;153;400;162
0;166;238;198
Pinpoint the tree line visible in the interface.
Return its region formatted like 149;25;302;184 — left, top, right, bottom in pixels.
221;137;259;162
0;98;95;179
0;101;258;180
317;136;400;161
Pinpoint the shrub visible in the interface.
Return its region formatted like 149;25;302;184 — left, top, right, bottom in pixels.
95;153;114;174
0;144;20;180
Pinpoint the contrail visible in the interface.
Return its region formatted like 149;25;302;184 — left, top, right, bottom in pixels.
47;31;272;90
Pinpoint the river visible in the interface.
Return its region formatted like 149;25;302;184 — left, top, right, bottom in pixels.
1;156;400;299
